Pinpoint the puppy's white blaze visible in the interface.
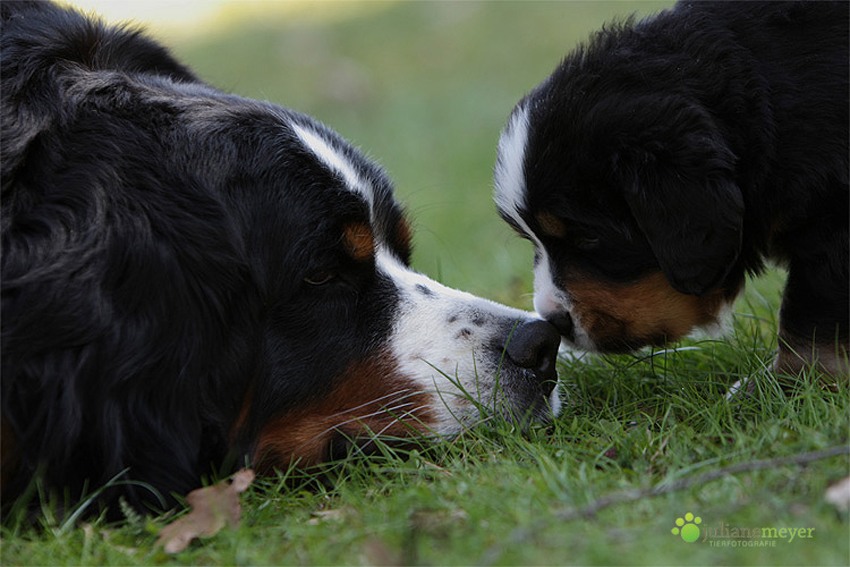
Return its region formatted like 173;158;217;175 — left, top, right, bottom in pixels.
377;248;560;433
290;121;374;211
494;104;536;243
493;105;594;352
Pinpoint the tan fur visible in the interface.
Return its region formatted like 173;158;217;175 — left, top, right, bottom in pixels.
567;272;730;348
254;358;432;471
343;222;375;261
536;212;567;238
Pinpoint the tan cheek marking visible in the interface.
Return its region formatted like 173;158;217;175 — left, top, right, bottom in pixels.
567;272;727;346
343;222;375;261
536;212;566;238
254;357;432;471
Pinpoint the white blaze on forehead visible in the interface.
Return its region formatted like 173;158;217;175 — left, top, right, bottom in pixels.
290;121;374;212
494;103;535;245
493;104;582;349
494;104;562;318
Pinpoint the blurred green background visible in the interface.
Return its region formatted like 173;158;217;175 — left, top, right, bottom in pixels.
74;0;673;307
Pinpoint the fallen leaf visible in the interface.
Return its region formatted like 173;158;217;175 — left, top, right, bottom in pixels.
156;468;255;554
825;475;850;512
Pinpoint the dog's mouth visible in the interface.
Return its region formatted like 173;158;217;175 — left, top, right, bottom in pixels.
323;370;562;461
550;307;677;353
543;280;734;354
321;383;560;462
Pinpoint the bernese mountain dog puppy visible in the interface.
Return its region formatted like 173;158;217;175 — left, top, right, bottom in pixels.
494;1;848;378
0;1;561;516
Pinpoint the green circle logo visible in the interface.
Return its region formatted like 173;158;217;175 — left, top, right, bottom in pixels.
671;512;702;543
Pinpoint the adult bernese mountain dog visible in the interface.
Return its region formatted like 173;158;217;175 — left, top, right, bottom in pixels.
0;1;562;516
494;1;848;378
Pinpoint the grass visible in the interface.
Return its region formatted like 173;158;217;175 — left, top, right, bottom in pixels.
3;302;848;565
3;1;848;565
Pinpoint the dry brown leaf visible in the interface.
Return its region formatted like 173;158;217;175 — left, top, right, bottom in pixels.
156;468;255;554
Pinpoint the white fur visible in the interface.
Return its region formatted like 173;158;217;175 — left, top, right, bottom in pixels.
494;104;533;243
690;302;735;340
494;104;596;352
531;254;595;352
294;116;561;431
378;249;561;433
291;121;374;211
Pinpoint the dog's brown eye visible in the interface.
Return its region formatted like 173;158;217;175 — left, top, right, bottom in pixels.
304;271;336;286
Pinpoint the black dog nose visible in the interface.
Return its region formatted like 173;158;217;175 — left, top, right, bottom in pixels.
548;312;574;341
505;320;561;394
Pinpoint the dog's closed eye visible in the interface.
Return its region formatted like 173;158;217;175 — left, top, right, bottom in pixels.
304;271;336;286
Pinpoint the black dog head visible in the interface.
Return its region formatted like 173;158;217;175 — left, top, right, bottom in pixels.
1;1;562;514
494;19;746;352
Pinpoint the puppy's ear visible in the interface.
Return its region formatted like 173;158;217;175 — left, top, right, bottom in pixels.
617;136;743;296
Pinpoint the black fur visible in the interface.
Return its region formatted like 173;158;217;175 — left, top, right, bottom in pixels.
3;0;565;521
506;1;848;365
0;1;411;515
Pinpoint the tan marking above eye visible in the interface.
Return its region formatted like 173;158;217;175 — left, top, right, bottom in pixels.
343;222;375;261
536;212;567;238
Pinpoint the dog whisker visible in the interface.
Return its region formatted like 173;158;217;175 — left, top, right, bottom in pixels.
292;401;428;454
320;389;418;422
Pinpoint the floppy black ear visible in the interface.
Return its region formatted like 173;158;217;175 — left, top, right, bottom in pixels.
619;143;744;296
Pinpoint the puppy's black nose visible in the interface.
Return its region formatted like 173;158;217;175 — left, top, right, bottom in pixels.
548;312;574;341
505;320;561;394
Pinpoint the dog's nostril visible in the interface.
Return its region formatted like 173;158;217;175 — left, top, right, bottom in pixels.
505;320;561;392
548;312;574;340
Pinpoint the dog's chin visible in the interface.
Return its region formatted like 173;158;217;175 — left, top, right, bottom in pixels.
565;302;734;354
562;326;600;353
687;302;735;340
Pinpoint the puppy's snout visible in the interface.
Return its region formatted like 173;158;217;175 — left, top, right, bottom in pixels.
505;320;561;393
548;312;575;341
